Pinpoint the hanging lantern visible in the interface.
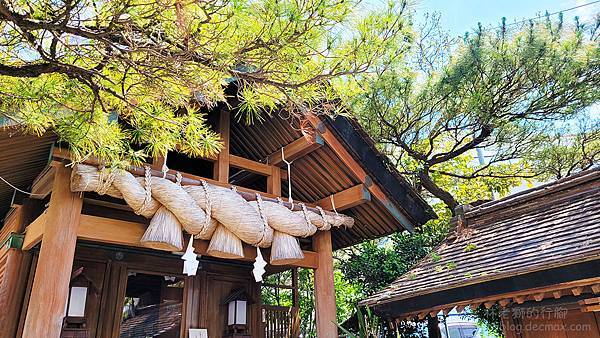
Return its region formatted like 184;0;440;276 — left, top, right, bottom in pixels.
61;267;97;338
222;288;253;337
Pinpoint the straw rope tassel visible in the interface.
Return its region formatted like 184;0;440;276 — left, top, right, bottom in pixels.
141;170;184;251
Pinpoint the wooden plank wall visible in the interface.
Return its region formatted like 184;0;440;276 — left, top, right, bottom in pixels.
32;245;264;338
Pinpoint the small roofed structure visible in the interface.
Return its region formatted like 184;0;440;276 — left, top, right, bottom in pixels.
361;168;600;338
0;108;435;337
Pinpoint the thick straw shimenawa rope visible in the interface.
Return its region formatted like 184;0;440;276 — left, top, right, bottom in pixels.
70;164;351;263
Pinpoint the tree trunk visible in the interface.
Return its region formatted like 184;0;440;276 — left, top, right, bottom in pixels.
418;169;459;213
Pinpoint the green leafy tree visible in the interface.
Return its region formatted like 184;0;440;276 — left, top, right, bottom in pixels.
349;13;599;211
336;13;599;337
0;0;412;164
526;118;600;180
337;218;449;296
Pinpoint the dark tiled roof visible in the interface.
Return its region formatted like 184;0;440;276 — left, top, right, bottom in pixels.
362;169;600;308
120;301;182;338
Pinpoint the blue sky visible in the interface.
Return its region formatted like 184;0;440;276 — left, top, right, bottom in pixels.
413;0;599;37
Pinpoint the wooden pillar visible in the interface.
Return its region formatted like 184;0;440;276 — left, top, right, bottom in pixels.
292;267;299;307
23;164;83;337
427;316;442;338
267;165;282;195
313;231;337;337
213;109;230;183
0;246;31;337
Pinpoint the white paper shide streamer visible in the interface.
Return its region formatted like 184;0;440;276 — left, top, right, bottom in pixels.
182;234;199;276
253;247;267;282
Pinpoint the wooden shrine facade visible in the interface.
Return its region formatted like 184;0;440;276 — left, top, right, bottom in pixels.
361;169;600;338
0;109;434;338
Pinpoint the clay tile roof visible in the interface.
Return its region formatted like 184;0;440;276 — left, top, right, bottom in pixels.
361;168;600;310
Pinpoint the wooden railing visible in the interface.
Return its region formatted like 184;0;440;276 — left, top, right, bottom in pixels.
261;305;300;338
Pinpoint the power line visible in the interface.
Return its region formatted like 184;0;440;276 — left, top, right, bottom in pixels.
481;0;600;32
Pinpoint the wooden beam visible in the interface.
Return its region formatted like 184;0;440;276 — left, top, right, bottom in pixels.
313;231;337;338
316;184;371;211
22;212;47;250
553;291;562;299
76;214;319;269
23;164;83;337
151;155;166;171
267;133;324;165
199;153;288;182
533;293;545;302
572;286;584;296
392;276;600;319
592;284;600;294
305;115;415;232
230;154;273;176
30;165;55;199
213;109;230;182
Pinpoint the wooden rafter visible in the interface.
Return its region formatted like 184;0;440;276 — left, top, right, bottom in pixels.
267;133;324;166
316;184;371;211
498;299;511;307
305;115;415;232
579;297;600;312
